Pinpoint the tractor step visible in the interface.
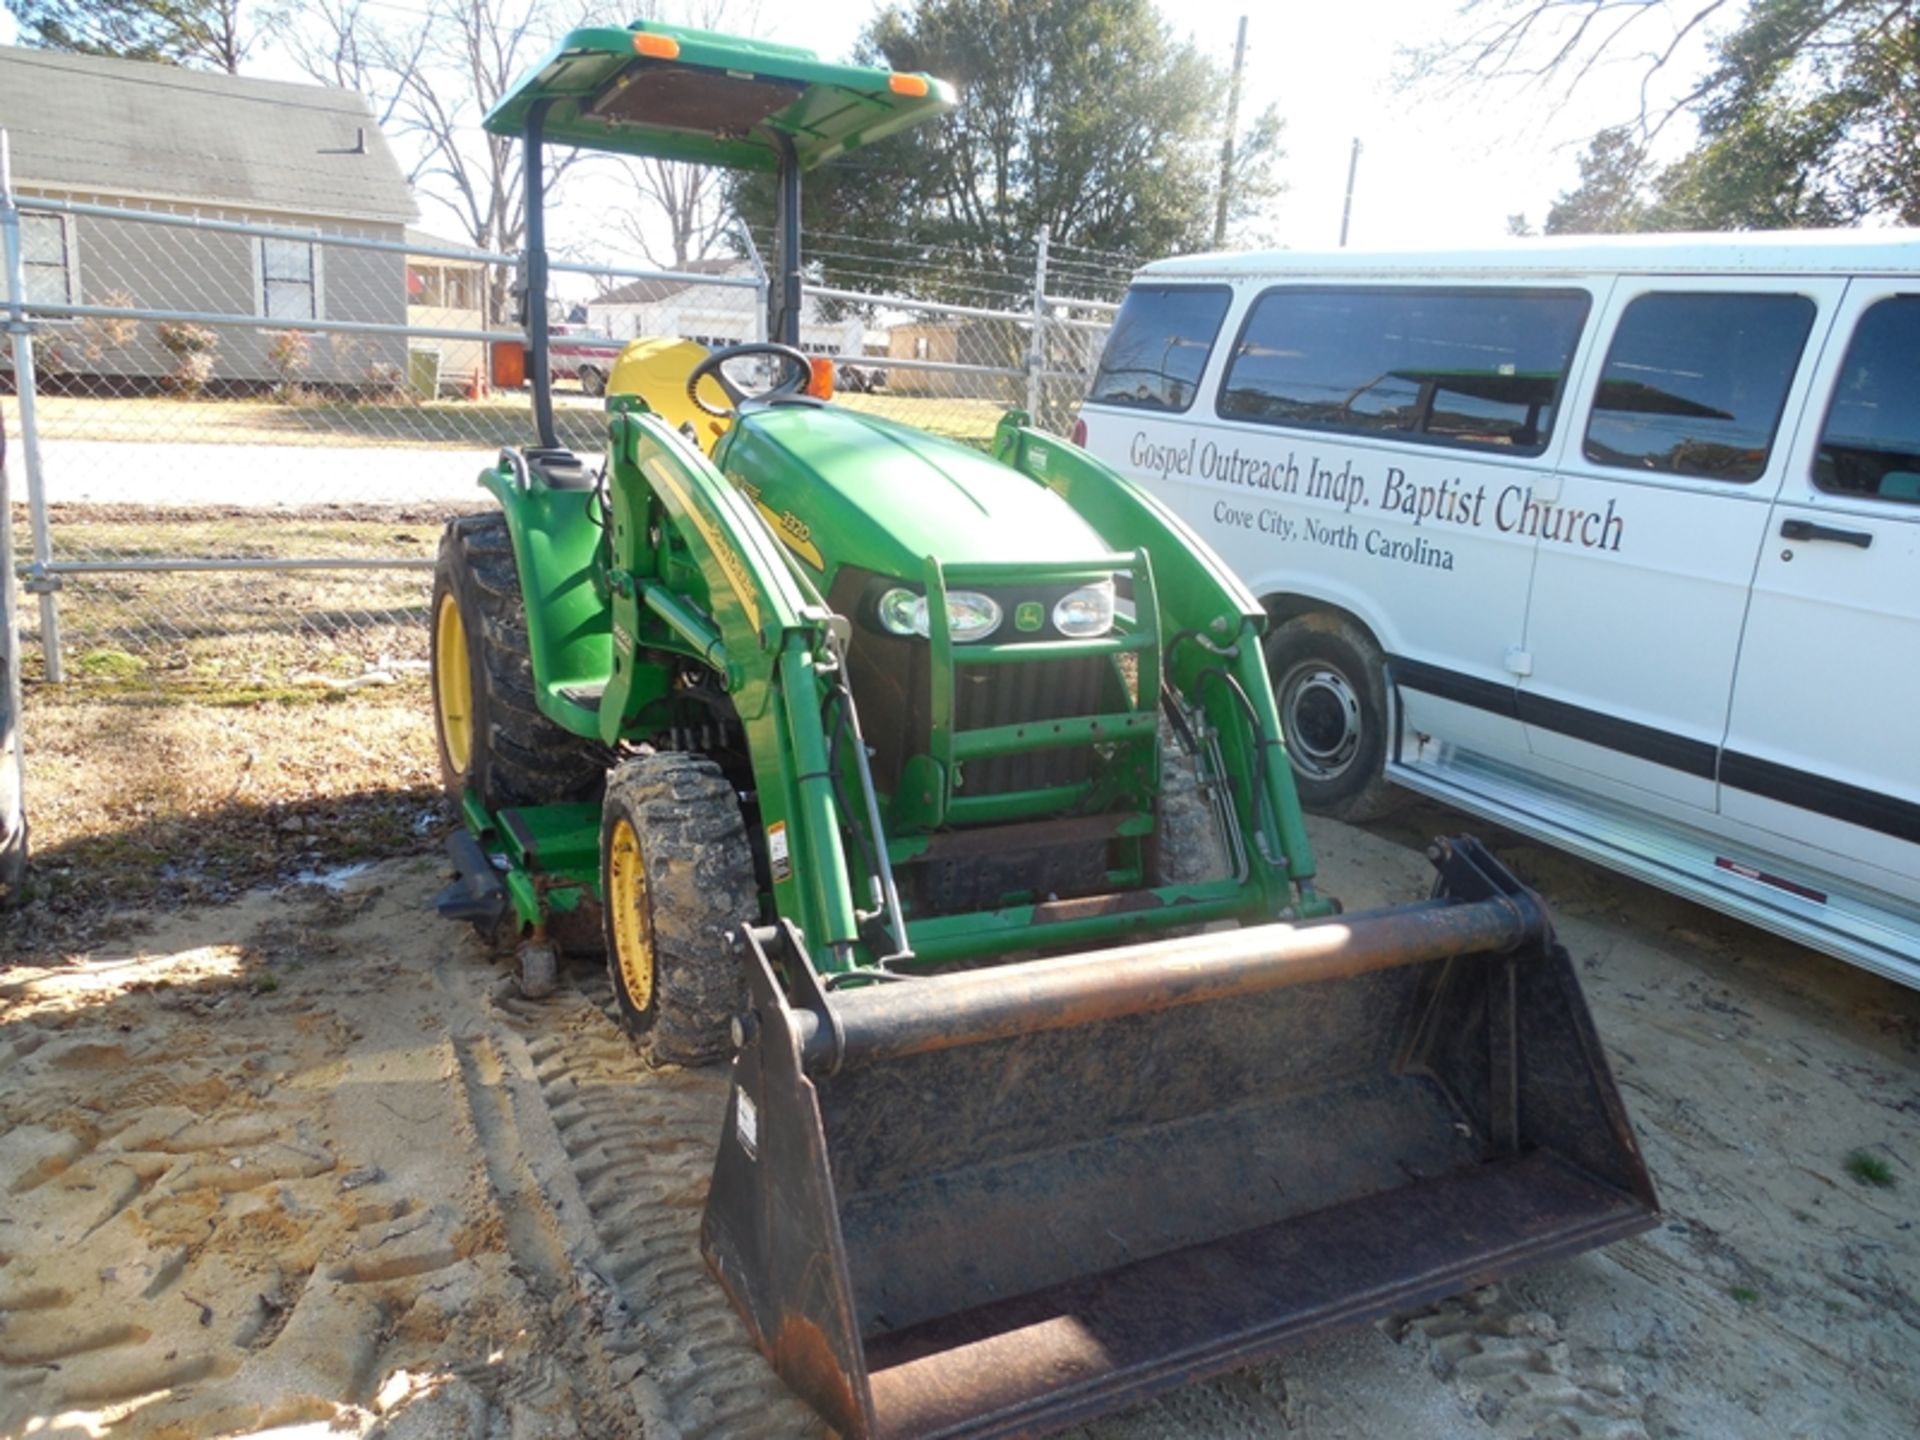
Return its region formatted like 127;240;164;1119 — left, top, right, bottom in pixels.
496;804;601;875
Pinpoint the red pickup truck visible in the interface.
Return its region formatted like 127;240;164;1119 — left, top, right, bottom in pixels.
546;327;627;396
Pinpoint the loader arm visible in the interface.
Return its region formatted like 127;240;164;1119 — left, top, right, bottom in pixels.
993;413;1325;914
601;402;866;968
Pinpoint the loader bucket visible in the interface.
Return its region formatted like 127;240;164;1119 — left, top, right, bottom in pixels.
701;837;1656;1440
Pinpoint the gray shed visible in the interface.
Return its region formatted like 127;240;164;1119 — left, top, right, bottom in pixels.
0;46;417;386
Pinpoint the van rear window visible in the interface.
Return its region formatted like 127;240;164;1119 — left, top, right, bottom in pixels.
1816;296;1920;507
1088;285;1232;413
1583;291;1815;484
1215;287;1590;455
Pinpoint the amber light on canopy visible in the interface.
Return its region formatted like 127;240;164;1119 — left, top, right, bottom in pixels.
888;73;930;97
632;32;681;59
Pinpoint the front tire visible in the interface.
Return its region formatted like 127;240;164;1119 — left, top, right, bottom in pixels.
600;753;758;1067
1265;612;1399;822
1151;724;1230;886
431;512;606;811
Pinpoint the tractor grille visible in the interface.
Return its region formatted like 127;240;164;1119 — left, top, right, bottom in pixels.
953;657;1106;797
831;567;1124;816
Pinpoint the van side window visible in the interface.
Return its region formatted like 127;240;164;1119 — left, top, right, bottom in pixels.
1214;287;1589;456
1583;292;1815;484
1816;296;1920;506
1088;285;1232;413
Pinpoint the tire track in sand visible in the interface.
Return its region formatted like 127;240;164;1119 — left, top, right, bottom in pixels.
489;976;825;1440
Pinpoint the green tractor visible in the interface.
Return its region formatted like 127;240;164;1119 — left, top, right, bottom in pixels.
430;20;1656;1439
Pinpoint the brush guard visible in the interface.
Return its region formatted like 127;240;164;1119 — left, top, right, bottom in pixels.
701;836;1656;1439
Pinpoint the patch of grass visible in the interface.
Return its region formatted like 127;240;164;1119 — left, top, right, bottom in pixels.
76;647;147;679
14;386;1023;453
1844;1149;1895;1188
4;678;443;961
12;389;608;450
1729;1286;1761;1305
12;509;440;686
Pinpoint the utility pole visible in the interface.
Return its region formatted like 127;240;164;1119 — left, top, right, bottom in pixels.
1212;15;1248;250
1339;137;1362;248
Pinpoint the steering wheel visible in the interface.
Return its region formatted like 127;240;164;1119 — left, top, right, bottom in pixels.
687;342;815;418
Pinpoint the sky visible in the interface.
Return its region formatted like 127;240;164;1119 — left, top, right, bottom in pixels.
0;1;1721;254
728;0;1718;251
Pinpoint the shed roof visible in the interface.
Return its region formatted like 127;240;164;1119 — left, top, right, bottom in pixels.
591;256;754;305
0;45;416;225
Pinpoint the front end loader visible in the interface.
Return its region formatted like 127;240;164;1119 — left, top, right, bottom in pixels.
429;21;1657;1438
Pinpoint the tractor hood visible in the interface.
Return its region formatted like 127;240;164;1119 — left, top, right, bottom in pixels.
719;405;1113;582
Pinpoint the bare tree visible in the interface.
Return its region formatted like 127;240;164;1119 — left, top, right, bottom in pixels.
1408;3;1920;229
289;0;592;319
10;0;273;73
1403;0;1739;140
288;0;590;254
283;0;426;129
597;0;762;270
608;150;736;269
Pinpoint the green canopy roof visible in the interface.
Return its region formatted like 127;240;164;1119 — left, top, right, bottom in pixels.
483;21;955;172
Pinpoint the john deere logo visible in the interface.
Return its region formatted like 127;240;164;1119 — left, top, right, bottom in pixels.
1015;601;1044;632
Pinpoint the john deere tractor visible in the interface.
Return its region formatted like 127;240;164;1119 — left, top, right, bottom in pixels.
429;21;1656;1439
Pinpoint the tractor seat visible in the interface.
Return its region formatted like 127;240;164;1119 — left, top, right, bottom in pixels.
526;447;593;491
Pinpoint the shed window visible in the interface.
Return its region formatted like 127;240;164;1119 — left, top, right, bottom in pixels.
260;239;319;320
21;213;74;308
409;263;479;310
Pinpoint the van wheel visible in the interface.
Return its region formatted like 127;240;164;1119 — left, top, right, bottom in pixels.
1265;613;1399;822
578;365;606;397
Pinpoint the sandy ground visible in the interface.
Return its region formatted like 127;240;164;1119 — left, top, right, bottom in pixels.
1;806;1914;1439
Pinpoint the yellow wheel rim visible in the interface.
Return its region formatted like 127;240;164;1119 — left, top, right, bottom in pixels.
608;817;655;1013
434;592;474;775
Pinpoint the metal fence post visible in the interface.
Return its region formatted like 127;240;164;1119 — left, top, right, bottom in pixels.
1026;224;1050;420
738;222;771;344
0;388;23;902
0;129;63;682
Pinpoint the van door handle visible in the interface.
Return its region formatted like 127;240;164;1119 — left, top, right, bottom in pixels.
1779;519;1873;548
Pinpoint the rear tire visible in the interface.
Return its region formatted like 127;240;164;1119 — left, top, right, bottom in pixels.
1264;612;1400;822
600;753;759;1067
431;512;606;811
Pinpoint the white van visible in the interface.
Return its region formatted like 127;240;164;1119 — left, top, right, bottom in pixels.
1075;232;1920;989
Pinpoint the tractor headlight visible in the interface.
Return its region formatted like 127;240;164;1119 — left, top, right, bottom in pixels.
877;587;1002;642
1053;579;1116;638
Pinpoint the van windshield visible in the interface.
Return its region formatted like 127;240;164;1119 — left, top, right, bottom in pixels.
1088;285;1232;413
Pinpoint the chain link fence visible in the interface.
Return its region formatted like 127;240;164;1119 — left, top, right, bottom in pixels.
4;186;1131;688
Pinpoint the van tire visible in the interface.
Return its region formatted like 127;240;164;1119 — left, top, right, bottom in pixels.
1265;613;1399;822
578;365;606;397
